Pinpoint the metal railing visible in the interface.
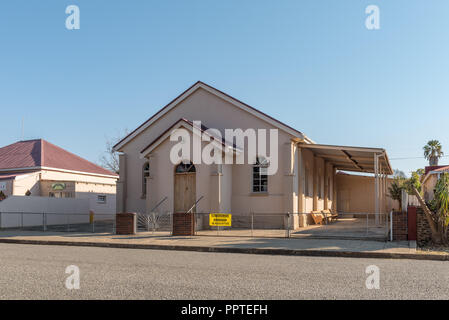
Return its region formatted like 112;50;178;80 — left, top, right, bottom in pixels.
192;212;389;240
137;211;172;233
0;212;115;233
137;196;169;232
195;212;291;238
0;211;390;240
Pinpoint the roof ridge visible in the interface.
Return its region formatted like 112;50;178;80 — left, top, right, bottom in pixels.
113;81;309;151
18;139;41;142
0;139;118;177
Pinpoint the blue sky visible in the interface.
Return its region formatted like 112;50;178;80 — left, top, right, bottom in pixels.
1;1;448;175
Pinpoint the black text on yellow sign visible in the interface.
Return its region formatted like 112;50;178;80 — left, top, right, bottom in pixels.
209;213;232;227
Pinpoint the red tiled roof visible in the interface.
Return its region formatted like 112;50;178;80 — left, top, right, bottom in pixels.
425;165;449;175
432;165;449;173
0;139;118;177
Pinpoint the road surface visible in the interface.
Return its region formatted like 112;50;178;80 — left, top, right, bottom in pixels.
0;243;447;299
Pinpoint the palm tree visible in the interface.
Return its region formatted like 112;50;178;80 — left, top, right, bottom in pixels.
388;178;404;211
423;140;444;166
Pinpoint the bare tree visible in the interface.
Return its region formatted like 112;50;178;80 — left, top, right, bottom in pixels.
393;169;406;179
100;130;128;174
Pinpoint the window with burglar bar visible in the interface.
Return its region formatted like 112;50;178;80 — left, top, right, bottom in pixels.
252;157;268;193
142;162;150;197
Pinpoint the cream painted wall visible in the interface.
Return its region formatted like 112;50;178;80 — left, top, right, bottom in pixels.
302;149;315;213
336;173;395;213
220;164;232;213
315;157;325;211
1;169;117;215
145;137;214;215
75;182;116;214
12;172;40;196
423;175;438;202
0;196;91;228
119;87;296;215
40;170;117;215
40;170;116;185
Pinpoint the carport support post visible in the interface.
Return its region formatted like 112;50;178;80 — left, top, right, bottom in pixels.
313;156;318;211
384;172;388;214
380;170;387;223
324;162;329;210
374;153;380;225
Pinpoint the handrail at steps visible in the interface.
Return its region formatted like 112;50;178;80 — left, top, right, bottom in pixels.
150;196;168;213
186;196;204;214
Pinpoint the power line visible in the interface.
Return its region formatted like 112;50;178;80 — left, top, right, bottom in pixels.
390;155;449;160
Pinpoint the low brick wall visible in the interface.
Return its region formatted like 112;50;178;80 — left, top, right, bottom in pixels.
392;211;407;241
173;213;195;236
416;207;432;246
116;213;136;235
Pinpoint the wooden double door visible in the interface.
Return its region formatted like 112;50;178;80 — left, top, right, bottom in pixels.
174;172;196;213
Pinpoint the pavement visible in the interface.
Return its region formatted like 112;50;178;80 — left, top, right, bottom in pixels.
0;230;446;260
0;243;448;299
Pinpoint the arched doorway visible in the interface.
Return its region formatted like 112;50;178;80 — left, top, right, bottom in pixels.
174;162;196;213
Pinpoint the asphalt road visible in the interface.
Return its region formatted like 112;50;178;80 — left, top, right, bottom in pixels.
0;243;447;299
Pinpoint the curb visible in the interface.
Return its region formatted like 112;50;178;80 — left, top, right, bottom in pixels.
0;238;447;261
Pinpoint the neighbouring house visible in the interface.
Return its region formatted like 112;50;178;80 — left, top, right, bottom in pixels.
422;165;449;202
113;81;393;229
0;139;118;215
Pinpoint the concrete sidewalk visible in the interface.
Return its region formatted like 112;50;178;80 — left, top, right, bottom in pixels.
0;230;446;260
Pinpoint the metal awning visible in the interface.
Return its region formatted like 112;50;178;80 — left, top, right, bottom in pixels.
300;143;392;220
299;143;393;175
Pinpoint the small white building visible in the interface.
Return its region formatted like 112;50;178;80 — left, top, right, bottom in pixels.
0;139;118;215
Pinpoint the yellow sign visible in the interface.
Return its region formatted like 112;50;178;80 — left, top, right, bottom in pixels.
209;213;232;227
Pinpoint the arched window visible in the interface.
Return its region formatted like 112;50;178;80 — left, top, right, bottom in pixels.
175;161;196;173
252;157;268;193
142;162;150;197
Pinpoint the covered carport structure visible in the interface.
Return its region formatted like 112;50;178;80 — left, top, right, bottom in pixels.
299;143;393;224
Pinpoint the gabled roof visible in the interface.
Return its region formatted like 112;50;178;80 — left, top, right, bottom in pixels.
140;118;241;157
0;139;118;178
425;165;449;175
422;165;449;184
114;81;313;151
433;166;449;172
